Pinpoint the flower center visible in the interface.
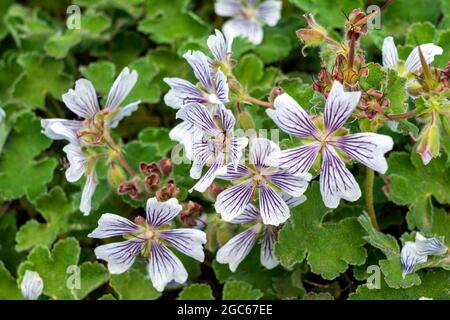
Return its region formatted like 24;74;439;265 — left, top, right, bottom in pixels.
252;173;265;185
144;228;156;240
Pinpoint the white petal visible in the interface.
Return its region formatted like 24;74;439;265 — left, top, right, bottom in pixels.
281;193;307;208
106;67;138;110
145;197;182;227
21;270;43;300
183;51;214;92
266;171;311;197
333;133;394;174
223;18;264;45
260;227;279;269
160;228;207;262
190;152;225;193
42;120;82;145
400;241;427;276
230;203;261;224
382;36;399;69
176;103;220;135
320;146;361;208
274;142;321;174
88;213;143;239
216;163;252;180
268;93;319;138
80;172;97;215
207;29;233;62
147;241;188;292
324;81;361;133
215;180;255;222
413;233;447;256
258;184;290;226
214;0;243;17
169;121;203;160
250;137;280;170
62;143;87;183
405;44;443;73
214;70;229;103
163;77;206;109
94;239;144;274
62;79;100;119
108;101;140;128
256;0;282;27
216;225;261;272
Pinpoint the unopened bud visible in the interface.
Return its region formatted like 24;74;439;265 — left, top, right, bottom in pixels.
107;162;126;188
156;180;180;201
296;13;327;56
237;110;255;131
134;216;145;225
144;174;159;191
139;162;161;176
270;86;284;102
159;158;173;176
417;123;440;165
118;180;139;199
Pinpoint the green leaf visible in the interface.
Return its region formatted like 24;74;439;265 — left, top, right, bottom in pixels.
177;283;215;300
384;69;408;114
44;31;82;59
0;112;57;201
435;29;450;68
79;61;116;97
349;270;450;300
0;260;22;300
255;33;292;64
138;0;209;44
222;281;263;300
125;55;161;104
18;238;109;300
12;52;73;109
405;22;436;46
0;213;21;273
16;187;74;252
386;152;450;233
275;182;367;280
360;63;385;91
234;54;264;90
110;265;161;300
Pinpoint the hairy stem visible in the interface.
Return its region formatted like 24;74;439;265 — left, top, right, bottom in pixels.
365;168;379;230
243;95;273;108
103;130;137;177
384;110;416;120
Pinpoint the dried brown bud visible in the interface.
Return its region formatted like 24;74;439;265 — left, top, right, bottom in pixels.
360;89;390;120
144;173;159;191
207;182;224;199
179;201;203;227
156;180;180;201
118;180;139;199
139;162;161;176
158;158;173;176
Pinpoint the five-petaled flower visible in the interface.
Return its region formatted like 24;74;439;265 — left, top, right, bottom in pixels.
216;196;304;271
176;103;248;193
215;0;282;45
382;36;443;77
400;232;447;277
21;270;44;300
214;137;311;226
267;81;394;208
89;197;206;292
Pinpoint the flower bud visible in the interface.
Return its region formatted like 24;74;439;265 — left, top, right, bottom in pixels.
406;80;423;97
155;180;180;201
118;180;139;199
139;162;161;176
296;13;327;56
237;110;255;131
144;173;159;191
134;216;145;225
269;86;284;102
159;158;173;176
417;123;440;165
107;162;126;188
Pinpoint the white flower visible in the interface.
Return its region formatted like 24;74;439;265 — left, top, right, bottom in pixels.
215;0;282;45
0;107;5;122
63;143;97;215
21;270;43;300
400;232;447;277
266;81;394;208
41;67;140;145
207;29;234;69
89;197;207;292
382;36;443;76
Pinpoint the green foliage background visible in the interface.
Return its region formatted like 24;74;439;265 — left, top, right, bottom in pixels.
0;0;449;300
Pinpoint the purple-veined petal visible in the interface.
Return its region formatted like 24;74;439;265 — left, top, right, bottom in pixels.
207;29;233;62
216;104;235;133
266;171;311;197
159;228;207;262
105;67;138;111
320;146;361;208
176;103;220;135
256;0;282;26
163;77;205;109
108;101;140;128
21;270;43;300
216;163;252;180
80;172;97;216
146;197;182;227
190;138;215;179
169;121;203;160
216;225;261;272
183;51;214;92
413;233;446;256
268;93;318;138
223;18;264;45
250;137;280;170
405;44;443;73
333;133;393;174
88;213;143;239
323;81;361;134
62;143;87;183
275;142;321;174
400;241;427;277
228;137;248;166
260;227;279;269
215;180;255;222
214;69;229;103
382;36;399;69
94;238;145;274
230;203;261;224
147;240;188;292
42;120;82;146
258;184;290;226
190;152;225;193
281;193;307;208
62;79;100;119
41;119;83;144
214;0;243;17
